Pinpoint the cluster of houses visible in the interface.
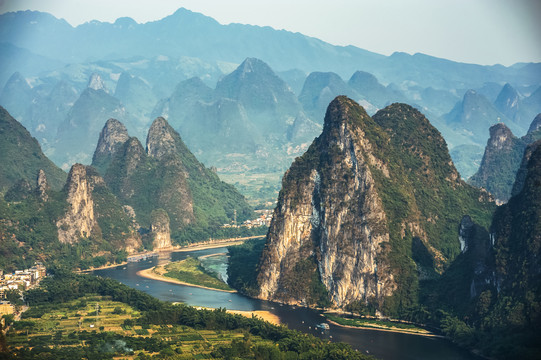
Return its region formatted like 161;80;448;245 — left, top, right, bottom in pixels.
222;209;273;228
0;263;46;315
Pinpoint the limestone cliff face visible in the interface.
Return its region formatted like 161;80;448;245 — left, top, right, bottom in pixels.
150;209;172;250
56;164;97;244
256;97;494;311
257;97;394;308
91;118;130;173
35;169;49;202
56;163;142;252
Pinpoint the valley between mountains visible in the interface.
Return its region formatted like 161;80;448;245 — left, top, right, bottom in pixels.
1;7;540;360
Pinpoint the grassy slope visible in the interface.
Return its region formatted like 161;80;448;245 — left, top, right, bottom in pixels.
162;257;234;291
7;295;265;358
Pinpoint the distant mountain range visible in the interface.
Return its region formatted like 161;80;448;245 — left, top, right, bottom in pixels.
2;9;540;89
0;7;540;203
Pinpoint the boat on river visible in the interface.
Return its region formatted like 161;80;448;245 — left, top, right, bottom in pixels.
316;323;330;330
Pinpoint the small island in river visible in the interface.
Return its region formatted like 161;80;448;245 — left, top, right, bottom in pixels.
137;256;236;292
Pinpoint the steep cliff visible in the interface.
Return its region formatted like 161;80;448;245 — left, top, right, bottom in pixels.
92;118;130;174
150;209;172;250
35;169;49;202
469;117;541;203
56;163;141;251
56;164;98;244
466;139;541;358
256;96;494;312
491;144;541;300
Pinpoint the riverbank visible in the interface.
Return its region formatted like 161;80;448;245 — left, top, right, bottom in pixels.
324;314;443;338
191;306;280;326
137;266;237;293
79;261;128;273
83;236;265;273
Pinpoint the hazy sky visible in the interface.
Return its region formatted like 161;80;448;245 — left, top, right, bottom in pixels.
1;0;540;66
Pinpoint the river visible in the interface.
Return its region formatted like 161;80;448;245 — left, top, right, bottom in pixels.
94;246;482;360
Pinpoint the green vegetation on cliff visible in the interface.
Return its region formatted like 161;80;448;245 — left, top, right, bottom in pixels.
0;164;138;271
97;117;254;235
227;238;266;296
469;122;541;202
255;97;495;317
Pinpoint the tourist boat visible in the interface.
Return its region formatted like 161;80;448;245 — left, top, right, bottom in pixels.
316;323;330;330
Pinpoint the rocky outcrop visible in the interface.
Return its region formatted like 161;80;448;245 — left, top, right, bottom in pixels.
88;73;106;92
91;118;130;174
56;163;142;251
469;118;541;203
145;117;195;226
35;169;49;201
256;96;494;311
146;117;180;160
486;123;516;151
56;164;98;244
150;209;171;250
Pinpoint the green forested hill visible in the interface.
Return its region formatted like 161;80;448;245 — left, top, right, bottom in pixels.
0;106;66;191
95;117;254;235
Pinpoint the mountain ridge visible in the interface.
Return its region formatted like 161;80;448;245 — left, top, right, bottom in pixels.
1;9;539;91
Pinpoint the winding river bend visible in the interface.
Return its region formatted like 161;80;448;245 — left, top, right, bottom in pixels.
94;246;481;360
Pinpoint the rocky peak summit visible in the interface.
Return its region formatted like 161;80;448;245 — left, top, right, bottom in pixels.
146;117;178;160
237;57;270;77
87;73;106;91
495;83;519;104
348;71;381;90
92;118;130;172
487;123;516;151
322;96;366;132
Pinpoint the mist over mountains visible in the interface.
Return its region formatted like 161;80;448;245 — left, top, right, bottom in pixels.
0;7;540;199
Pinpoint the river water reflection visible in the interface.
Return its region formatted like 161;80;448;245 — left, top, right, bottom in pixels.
94;246;481;360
